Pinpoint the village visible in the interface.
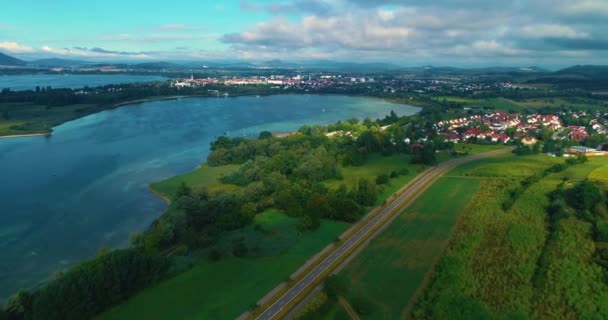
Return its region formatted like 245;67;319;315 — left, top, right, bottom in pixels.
434;109;608;156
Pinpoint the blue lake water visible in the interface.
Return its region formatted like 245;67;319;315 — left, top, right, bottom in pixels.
0;94;419;299
0;74;168;91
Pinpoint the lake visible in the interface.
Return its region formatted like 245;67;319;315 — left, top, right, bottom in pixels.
0;74;168;91
0;94;419;299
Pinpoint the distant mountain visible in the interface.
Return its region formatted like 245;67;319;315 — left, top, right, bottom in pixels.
399;65;547;76
527;65;608;89
131;61;187;70
29;58;94;67
556;65;608;77
251;60;403;71
0;52;26;66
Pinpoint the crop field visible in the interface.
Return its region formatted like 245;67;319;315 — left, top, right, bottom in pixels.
97;210;349;320
412;155;608;319
333;176;482;319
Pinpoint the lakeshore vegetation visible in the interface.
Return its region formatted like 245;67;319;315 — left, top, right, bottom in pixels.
1;109;467;320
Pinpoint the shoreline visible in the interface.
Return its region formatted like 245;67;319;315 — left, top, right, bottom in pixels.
148;186;171;205
0;133;50;140
0;92;421;140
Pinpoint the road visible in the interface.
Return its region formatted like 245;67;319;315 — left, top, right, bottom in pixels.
255;149;510;320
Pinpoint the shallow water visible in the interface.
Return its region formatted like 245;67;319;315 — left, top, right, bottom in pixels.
0;94;419;298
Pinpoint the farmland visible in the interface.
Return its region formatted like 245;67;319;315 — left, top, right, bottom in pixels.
298;154;608;320
413;155;608;319
328;176;481;319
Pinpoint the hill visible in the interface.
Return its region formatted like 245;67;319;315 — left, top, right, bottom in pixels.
556;65;608;77
0;52;25;66
29;58;93;67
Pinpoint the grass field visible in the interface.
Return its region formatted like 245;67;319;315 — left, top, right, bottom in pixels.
335;176;482;319
324;154;426;206
97;211;349;320
0;102;99;136
150;164;241;200
454;144;509;155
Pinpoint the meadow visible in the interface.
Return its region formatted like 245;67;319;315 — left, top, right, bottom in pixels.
150;164;241;199
0;102;98;136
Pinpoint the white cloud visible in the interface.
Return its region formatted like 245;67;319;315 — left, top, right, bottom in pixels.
0;41;35;53
559;0;608;16
449;40;526;56
521;24;588;39
40;46;152;59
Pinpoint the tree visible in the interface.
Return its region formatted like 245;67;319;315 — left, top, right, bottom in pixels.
258;131;273;139
232;237;248;257
175;182;192;198
4;290;33;320
567;180;602;212
376;174;390;185
354;179;377;206
324;275;348;298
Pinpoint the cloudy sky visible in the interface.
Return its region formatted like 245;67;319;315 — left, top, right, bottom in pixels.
1;0;607;67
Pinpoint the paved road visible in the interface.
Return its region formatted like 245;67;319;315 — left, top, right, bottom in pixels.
255;149;510;320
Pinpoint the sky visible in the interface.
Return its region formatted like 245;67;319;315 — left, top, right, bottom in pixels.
1;0;607;67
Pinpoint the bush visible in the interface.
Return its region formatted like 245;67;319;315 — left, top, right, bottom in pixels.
232;237;248;257
351;295;374;316
324;275;348;298
376;174;390;185
208;246;222;261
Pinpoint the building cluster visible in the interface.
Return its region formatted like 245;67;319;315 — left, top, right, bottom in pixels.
435;112;567;144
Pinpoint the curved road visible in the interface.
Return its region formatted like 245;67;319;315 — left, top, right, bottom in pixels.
255;149;510;320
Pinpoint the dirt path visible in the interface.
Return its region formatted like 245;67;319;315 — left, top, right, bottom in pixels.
339;297;360;320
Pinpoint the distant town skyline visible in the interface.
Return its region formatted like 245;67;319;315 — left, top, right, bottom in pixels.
1;0;607;67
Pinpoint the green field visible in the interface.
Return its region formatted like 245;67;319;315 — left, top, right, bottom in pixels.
431;95;608;113
97;211;349;320
150;164;242;200
334;176;482;319
0;102;102;136
453;144;509;155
